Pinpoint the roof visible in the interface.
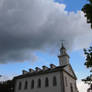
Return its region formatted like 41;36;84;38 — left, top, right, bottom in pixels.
14;65;66;80
63;64;77;80
13;64;77;80
68;64;77;79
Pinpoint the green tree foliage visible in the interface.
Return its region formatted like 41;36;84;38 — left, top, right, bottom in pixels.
84;47;92;68
0;80;14;92
82;0;92;85
82;0;92;28
82;47;92;85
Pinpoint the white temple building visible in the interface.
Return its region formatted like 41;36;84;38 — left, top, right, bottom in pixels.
14;45;79;92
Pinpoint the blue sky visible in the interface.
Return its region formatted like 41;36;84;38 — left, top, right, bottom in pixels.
0;49;90;80
55;0;88;12
0;0;91;91
0;0;91;84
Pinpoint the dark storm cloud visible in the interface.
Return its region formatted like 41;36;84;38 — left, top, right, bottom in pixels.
0;0;92;63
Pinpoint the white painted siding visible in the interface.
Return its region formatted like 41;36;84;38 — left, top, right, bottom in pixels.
15;71;63;92
63;71;78;92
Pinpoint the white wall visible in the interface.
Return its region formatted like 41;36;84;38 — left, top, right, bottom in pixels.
63;71;78;92
15;71;63;92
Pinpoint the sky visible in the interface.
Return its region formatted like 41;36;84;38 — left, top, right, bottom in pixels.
0;0;91;92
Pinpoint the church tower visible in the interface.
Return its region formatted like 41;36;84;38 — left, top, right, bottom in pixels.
58;43;70;66
14;42;78;92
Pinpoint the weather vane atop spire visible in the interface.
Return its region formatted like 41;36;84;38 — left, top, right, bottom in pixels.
60;40;65;48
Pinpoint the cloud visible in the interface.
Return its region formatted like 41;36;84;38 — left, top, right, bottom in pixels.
77;80;89;92
0;0;92;63
0;75;10;81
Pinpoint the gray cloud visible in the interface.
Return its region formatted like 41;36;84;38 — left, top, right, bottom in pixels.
0;0;92;63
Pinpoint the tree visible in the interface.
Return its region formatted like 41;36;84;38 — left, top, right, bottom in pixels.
82;1;92;91
0;80;14;92
82;0;92;28
84;47;92;68
82;47;92;91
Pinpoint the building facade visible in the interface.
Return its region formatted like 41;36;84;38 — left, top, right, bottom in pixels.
14;45;78;92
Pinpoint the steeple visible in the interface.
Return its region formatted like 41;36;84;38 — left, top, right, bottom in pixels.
58;43;69;66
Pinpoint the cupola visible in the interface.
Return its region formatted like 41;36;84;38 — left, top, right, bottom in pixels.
58;43;69;66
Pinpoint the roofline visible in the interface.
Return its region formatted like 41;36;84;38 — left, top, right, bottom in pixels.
13;65;66;80
62;69;77;80
13;65;77;80
69;64;77;79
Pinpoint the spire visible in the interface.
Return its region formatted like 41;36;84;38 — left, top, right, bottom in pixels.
58;41;69;66
61;40;65;48
59;41;68;57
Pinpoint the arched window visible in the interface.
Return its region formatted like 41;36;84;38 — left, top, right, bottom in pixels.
37;79;41;88
31;80;34;89
18;82;22;90
53;76;57;86
75;83;77;90
45;77;49;87
24;81;28;89
70;83;73;92
65;77;68;87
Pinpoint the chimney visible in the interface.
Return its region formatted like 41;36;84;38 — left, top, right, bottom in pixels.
42;66;48;70
50;64;56;69
22;70;28;75
29;68;34;73
35;67;41;72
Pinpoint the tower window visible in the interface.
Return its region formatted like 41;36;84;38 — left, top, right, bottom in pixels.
45;77;49;87
24;81;28;89
31;80;34;89
53;76;57;86
18;82;22;90
37;79;41;88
